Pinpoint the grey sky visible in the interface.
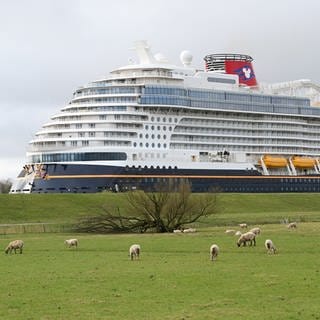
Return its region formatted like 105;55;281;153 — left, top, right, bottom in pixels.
1;0;319;180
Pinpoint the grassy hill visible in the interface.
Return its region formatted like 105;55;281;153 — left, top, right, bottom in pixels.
1;193;320;227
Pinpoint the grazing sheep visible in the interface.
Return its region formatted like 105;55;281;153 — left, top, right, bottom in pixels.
183;228;196;233
5;240;24;254
237;231;256;247
210;244;219;261
129;244;141;260
265;239;277;254
225;229;236;235
173;229;182;233
239;223;248;229
249;227;261;235
287;222;297;229
235;231;242;236
64;239;78;248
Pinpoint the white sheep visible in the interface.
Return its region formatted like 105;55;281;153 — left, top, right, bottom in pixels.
249;227;261;235
237;231;256;247
287;222;297;229
183;228;196;233
173;229;182;233
235;231;242;236
210;244;219;261
5;240;24;254
64;239;78;248
265;239;277;254
129;244;141;260
225;229;236;235
239;223;248;229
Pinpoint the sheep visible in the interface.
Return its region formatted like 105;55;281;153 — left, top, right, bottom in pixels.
237;231;256;247
249;227;261;235
235;231;242;236
239;223;248;229
210;244;219;261
173;229;182;233
183;228;196;233
129;244;141;260
64;239;78;248
265;239;277;254
5;240;24;254
287;222;297;229
225;229;236;235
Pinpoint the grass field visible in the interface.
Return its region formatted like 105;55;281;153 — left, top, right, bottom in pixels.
1;223;320;319
2;193;320;227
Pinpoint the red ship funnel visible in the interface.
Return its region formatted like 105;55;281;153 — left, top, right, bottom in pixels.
204;53;258;87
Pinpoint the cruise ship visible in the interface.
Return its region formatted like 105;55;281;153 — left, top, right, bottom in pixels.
10;41;320;193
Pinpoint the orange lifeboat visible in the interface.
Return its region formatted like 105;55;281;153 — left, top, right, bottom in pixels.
291;156;316;169
260;155;288;168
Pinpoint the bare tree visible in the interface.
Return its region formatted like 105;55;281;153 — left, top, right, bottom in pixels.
76;181;218;233
0;179;12;194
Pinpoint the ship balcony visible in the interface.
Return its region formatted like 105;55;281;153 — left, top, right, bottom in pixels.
110;69;174;79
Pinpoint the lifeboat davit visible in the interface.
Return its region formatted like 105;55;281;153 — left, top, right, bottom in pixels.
261;155;288;168
291;156;316;169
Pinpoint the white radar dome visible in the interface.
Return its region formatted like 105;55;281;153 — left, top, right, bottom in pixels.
180;50;193;66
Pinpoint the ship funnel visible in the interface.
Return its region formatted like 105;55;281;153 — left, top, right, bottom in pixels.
204;53;258;87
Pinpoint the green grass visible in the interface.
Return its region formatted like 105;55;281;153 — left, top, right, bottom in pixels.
2;193;320;227
1;223;320;319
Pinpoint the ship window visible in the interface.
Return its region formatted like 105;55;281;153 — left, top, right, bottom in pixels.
152;143;155;148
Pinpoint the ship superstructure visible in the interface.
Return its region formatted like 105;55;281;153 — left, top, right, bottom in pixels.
10;41;320;193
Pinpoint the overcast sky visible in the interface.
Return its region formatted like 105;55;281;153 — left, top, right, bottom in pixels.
1;0;320;181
